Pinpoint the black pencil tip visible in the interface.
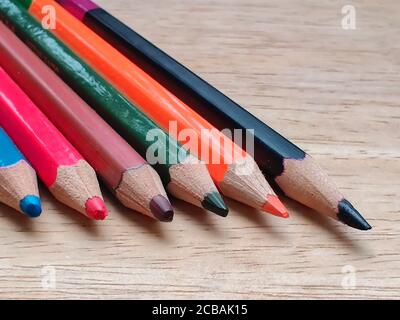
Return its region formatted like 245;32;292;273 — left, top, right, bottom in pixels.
202;192;229;217
150;195;174;222
337;199;371;231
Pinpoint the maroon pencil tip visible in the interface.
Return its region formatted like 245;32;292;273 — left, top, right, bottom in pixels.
150;195;174;222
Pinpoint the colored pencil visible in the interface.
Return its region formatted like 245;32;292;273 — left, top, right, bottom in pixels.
26;0;288;218
54;0;371;229
0;127;42;218
0;0;228;217
0;67;107;220
0;22;173;222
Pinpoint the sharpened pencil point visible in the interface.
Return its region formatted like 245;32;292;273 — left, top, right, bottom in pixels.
19;195;42;218
202;192;229;217
150;195;174;222
263;195;289;218
337;199;371;231
85;197;108;220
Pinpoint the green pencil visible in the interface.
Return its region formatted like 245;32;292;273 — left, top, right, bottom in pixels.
0;0;228;216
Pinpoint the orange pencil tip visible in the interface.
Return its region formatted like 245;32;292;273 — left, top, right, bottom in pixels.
262;195;289;218
85;197;108;220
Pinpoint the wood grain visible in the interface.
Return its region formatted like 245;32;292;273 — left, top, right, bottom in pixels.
0;0;399;299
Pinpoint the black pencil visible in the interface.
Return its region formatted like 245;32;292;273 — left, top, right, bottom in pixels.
56;0;371;230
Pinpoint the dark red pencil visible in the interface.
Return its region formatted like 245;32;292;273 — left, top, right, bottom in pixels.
0;21;174;222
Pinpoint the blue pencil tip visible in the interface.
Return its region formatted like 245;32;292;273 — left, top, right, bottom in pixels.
20;195;42;218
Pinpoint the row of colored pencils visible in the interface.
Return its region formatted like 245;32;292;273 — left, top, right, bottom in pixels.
0;0;371;230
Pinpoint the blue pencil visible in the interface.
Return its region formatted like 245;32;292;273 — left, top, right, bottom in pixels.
0;127;42;217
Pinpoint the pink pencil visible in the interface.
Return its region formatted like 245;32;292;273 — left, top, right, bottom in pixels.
0;67;107;220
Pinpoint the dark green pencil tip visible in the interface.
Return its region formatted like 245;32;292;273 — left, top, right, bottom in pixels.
337;199;371;231
202;192;229;217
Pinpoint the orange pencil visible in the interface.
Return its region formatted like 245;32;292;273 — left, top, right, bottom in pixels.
25;0;288;217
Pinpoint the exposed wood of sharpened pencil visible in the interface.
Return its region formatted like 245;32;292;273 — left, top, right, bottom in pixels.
33;0;287;217
0;0;228;217
0;21;173;222
0;66;107;220
0;127;42;218
54;0;371;229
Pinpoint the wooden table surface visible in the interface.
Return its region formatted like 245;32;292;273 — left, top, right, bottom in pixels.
0;0;399;300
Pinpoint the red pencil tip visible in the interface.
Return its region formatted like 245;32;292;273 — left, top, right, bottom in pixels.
85;197;108;220
262;195;289;218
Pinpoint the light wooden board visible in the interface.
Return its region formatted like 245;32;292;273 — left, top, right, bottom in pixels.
0;0;399;299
